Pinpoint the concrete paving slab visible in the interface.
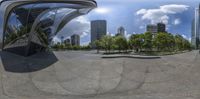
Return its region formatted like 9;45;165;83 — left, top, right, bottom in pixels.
0;51;199;99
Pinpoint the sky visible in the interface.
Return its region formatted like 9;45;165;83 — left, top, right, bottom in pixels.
0;0;199;45
55;0;200;45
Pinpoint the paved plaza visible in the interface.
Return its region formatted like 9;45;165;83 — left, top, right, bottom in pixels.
0;51;200;99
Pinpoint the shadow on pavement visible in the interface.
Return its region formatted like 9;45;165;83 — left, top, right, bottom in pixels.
0;51;58;73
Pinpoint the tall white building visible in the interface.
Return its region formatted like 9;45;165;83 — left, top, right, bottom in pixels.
192;7;200;49
192;19;196;48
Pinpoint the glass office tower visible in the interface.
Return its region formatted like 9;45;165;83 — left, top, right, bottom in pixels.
192;6;200;49
91;20;107;43
0;0;96;56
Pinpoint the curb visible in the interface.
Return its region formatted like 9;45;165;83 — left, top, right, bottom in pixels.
102;55;161;59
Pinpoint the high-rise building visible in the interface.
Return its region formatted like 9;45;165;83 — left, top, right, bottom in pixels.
192;19;196;48
91;20;107;43
157;22;166;33
71;34;80;46
116;26;125;36
146;24;157;35
192;7;200;49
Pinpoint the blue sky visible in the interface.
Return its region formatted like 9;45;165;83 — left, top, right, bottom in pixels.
56;0;200;45
0;0;199;45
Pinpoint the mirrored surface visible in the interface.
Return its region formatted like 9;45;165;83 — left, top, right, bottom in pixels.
3;2;95;56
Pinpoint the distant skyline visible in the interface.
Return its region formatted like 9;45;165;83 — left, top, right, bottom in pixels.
55;0;200;45
0;0;199;45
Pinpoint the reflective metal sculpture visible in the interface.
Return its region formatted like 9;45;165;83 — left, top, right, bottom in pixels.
0;0;96;56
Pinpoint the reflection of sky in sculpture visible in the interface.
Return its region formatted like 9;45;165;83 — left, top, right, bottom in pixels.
8;13;22;32
3;2;95;50
0;0;96;56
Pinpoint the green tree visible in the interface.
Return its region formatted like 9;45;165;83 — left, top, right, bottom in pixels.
175;35;184;51
143;32;153;51
182;39;191;50
153;32;173;51
93;40;101;53
129;34;144;52
166;33;176;51
101;35;114;53
114;36;128;52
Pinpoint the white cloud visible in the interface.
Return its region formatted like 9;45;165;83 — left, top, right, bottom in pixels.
94;7;110;14
160;15;169;24
75;16;90;24
57;16;90;39
188;37;191;42
173;18;181;25
182;34;187;39
136;4;189;24
126;34;131;39
80;32;89;38
52;36;61;43
81;41;90;46
107;32;114;36
181;34;190;41
110;34;115;36
136;9;147;15
139;25;145;29
160;4;189;14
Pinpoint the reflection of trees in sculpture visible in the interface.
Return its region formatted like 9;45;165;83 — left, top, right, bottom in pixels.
1;0;96;56
36;28;49;46
4;26;30;46
33;18;54;47
4;6;51;46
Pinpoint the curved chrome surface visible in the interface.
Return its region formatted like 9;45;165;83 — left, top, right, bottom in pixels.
0;0;96;56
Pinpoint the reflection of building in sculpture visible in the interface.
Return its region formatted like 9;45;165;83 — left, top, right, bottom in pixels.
0;0;97;56
61;36;65;44
64;39;71;45
71;34;80;46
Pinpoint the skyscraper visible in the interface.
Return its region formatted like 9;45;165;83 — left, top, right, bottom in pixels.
157;22;166;33
192;19;196;48
91;20;107;43
195;6;200;49
192;7;200;49
146;24;157;35
71;34;80;46
116;26;125;37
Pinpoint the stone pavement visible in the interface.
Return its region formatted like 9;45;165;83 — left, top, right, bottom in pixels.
0;51;199;99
